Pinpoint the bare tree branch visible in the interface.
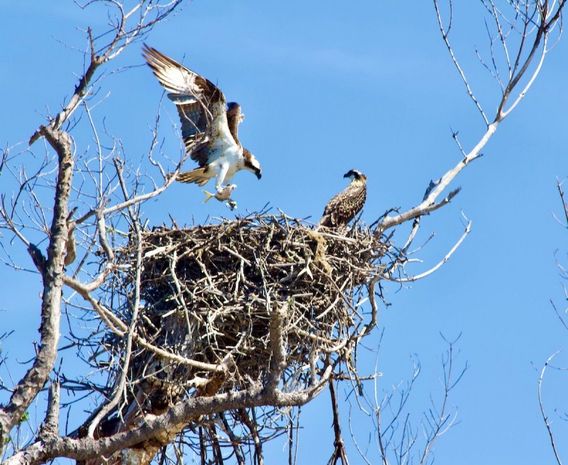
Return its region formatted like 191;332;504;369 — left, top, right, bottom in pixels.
0;126;73;442
327;379;350;465
538;352;564;465
388;219;472;283
434;0;489;125
4;373;332;465
380;0;566;233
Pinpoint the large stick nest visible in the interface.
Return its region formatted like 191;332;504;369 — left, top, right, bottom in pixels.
111;214;387;408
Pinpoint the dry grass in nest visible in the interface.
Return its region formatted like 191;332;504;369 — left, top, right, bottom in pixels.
112;214;387;405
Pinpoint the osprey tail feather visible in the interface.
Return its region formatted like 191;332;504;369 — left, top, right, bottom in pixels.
176;168;210;186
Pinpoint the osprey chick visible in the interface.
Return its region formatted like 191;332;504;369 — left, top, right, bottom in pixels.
319;170;367;228
142;45;262;195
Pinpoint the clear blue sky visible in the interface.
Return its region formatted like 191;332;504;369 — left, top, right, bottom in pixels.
1;1;568;464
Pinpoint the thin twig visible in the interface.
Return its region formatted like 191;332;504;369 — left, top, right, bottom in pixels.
538;352;564;465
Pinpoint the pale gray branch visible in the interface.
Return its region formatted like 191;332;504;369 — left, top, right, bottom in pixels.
538;352;564;465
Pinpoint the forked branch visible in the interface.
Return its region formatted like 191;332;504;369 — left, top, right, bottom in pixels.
379;0;565;233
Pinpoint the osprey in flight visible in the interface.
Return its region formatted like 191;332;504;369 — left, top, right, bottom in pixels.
142;45;262;195
319;170;367;228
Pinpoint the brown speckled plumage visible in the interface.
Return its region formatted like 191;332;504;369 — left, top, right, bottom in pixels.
320;170;367;228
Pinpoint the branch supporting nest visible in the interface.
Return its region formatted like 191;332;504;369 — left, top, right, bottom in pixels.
73;214;390;460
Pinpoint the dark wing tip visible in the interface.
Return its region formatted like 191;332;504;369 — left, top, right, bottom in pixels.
141;43;159;61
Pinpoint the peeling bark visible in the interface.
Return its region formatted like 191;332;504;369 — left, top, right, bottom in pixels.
0;127;73;443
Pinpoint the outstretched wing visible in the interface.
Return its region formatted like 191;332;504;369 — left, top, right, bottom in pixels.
226;102;243;145
320;182;367;227
142;44;234;166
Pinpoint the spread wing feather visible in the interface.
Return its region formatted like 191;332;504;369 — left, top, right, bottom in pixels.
226;103;243;146
142;44;232;167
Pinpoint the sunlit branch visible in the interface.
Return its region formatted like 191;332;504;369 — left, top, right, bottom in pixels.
388;219;472;283
538;352;564;465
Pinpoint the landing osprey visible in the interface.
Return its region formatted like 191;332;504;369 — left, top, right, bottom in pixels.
142;45;262;195
319;170;367;228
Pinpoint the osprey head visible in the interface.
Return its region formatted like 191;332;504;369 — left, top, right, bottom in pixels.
227;102;245;123
243;149;262;180
343;169;366;181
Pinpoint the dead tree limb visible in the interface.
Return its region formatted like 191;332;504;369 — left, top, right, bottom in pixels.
0;126;73;443
378;0;566;233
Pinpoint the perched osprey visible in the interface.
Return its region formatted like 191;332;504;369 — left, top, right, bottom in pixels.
142;45;262;194
319;170;367;228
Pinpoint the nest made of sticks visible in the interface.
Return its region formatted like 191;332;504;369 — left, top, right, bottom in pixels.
110;214;387;407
